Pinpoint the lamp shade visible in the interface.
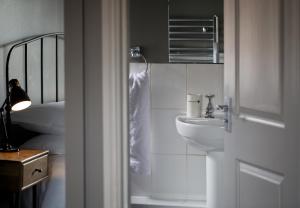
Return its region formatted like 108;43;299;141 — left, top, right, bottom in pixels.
9;79;31;111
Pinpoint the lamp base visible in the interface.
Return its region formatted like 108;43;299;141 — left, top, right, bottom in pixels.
0;143;19;152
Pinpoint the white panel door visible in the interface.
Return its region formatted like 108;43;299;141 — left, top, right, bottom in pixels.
224;0;300;207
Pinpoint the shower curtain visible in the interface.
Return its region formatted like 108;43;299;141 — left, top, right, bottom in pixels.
129;70;151;175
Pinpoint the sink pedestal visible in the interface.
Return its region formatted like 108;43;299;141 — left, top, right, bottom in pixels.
175;115;224;208
207;151;224;208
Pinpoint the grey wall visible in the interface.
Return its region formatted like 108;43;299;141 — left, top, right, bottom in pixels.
170;0;223;18
130;0;169;63
0;0;64;102
130;0;223;63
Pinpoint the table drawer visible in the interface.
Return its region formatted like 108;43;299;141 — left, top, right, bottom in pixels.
23;155;48;188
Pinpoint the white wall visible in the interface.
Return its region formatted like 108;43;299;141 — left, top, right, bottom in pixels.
0;0;64;102
130;63;224;202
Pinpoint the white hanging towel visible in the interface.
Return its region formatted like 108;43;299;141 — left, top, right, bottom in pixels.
129;70;151;175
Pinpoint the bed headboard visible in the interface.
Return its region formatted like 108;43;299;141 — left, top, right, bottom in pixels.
5;32;64;104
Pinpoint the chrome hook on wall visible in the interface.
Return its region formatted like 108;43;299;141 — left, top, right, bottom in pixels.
130;46;142;58
129;46;148;72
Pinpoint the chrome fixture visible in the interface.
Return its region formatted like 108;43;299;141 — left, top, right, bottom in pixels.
129;46;148;72
212;15;219;63
205;94;215;118
130;46;142;58
168;15;220;63
216;97;232;132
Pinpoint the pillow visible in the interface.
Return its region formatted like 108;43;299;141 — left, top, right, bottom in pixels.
20;134;65;155
11;101;64;135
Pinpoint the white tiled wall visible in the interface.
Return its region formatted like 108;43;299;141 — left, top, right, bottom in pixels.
151;154;186;200
187;64;224;110
151;64;186;109
130;63;224;202
151;109;186;155
131;172;152;197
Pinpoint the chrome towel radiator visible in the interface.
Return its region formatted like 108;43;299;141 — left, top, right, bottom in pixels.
168;15;220;63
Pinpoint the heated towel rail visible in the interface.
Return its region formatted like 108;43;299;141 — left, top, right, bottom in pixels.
168;15;220;63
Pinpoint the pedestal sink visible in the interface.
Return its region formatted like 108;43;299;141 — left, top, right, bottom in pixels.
175;115;224;208
175;116;224;152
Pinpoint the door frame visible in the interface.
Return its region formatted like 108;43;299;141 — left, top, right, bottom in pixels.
65;0;300;207
65;0;129;207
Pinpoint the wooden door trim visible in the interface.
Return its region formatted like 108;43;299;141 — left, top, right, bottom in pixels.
65;0;129;207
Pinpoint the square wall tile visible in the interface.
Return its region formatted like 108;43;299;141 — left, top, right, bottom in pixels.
151;155;186;200
187;64;224;112
130;172;151;196
151;109;187;155
186;155;206;200
151;64;186;109
187;144;207;156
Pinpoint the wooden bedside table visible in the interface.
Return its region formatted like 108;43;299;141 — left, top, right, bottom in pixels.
0;149;49;208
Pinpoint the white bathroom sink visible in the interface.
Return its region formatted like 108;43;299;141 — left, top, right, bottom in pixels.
175;115;225;152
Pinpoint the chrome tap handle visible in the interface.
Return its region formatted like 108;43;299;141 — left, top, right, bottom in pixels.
205;94;215;118
205;94;215;100
216;104;228;111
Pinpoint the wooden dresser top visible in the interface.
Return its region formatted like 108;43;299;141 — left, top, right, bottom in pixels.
0;149;49;163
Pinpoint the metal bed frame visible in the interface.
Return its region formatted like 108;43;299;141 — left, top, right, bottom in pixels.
5;32;64;104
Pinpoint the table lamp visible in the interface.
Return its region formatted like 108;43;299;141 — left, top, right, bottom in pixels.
0;79;31;152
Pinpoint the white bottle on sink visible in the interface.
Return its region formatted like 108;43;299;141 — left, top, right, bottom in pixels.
186;94;202;118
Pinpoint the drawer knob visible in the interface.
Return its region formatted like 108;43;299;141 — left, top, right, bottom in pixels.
32;168;43;175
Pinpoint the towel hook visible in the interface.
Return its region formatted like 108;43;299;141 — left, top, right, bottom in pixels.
129;46;148;72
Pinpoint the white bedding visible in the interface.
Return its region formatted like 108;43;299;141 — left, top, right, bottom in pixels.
11;101;65;135
21;134;65;155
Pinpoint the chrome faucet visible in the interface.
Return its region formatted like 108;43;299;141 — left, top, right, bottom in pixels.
205;94;215;118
